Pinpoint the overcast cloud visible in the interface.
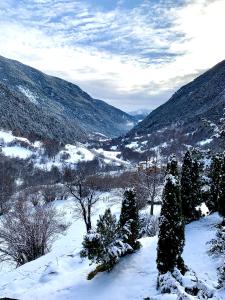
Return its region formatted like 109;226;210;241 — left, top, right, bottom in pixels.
0;0;225;111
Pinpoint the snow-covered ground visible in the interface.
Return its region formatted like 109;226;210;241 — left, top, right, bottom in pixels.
2;146;33;159
17;86;39;105
0;192;223;300
0;129;129;169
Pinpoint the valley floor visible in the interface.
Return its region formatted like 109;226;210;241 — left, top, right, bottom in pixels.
0;195;224;300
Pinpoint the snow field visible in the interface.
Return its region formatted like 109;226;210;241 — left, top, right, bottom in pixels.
0;191;222;300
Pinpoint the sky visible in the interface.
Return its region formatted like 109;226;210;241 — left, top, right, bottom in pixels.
0;0;225;112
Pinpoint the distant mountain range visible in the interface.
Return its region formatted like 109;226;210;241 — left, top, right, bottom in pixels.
129;109;153;122
0;55;136;144
126;59;225;152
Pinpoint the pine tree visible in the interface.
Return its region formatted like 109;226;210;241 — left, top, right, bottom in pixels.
208;154;222;212
218;156;225;222
119;189;140;251
181;152;202;222
166;154;179;178
157;156;186;275
181;151;193;222
191;159;202;220
81;208;131;273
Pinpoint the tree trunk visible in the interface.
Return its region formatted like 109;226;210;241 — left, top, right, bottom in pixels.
150;197;154;215
87;204;92;232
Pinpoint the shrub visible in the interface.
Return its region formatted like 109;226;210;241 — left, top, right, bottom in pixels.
0;201;66;266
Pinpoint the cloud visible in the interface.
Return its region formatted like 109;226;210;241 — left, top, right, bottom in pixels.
0;0;224;111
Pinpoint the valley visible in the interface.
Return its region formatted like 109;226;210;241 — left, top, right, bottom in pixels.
0;55;225;300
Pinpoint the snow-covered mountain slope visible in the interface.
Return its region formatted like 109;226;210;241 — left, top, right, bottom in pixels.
0;55;136;143
123;60;225;154
0;193;223;300
0;129;130;169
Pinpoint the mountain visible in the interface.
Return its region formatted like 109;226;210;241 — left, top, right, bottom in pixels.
127;60;225;150
0;55;135;144
129;109;153;122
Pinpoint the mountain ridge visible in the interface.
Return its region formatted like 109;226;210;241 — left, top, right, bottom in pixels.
128;59;225;146
0;55;135;144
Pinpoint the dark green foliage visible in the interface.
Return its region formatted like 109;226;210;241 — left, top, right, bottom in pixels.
81;208;117;269
191;159;202;219
208;155;222;212
96;209;118;260
81;193;141;276
181;151;193;222
80;231;103;263
119;189;140;251
157;156;186;275
191;160;202;206
166;154;179;177
181;151;202;222
218;156;225;219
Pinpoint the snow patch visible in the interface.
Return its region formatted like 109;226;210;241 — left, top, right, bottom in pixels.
63;144;95;163
2;146;33;159
18;86;39;105
125;141;139;149
198;138;213;146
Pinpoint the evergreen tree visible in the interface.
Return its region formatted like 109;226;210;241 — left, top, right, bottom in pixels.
81;208;131;272
119;189;140;251
181;151;193;222
181;152;202;222
218;156;225;222
157;156;186;275
191;159;202;220
208;154;222;212
166;154;179;178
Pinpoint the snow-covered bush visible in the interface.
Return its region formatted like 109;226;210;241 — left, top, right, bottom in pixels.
218;261;225;288
0;201;66;266
139;213;159;237
81;208;132;277
208;225;225;288
158;269;214;299
208;225;225;256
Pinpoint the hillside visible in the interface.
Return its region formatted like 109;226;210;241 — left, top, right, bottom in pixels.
126;60;225;152
0;55;135;144
0;195;223;300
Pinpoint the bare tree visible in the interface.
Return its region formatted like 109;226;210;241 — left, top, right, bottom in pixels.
134;153;163;214
0;200;65;266
41;184;69;203
65;167;99;233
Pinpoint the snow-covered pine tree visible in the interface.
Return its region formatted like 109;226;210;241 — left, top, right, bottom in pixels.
208;223;225;287
166;154;179;177
181;151;193;222
157;155;186;276
218;155;225;223
208;225;225;256
119;189;140;251
208;154;222;212
218;262;225;288
81;208;131;275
